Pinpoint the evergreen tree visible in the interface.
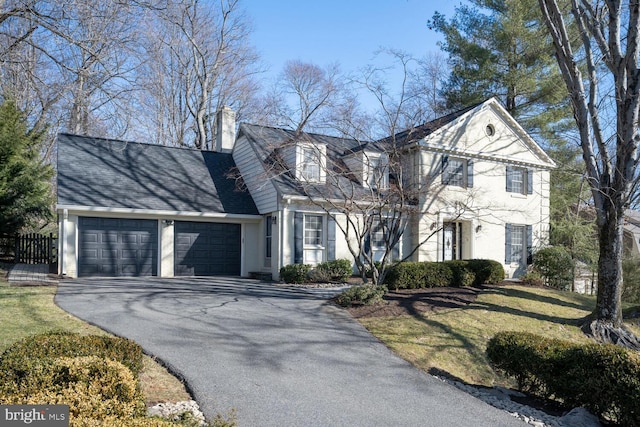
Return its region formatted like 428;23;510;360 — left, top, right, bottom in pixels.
0;101;53;235
429;0;572;140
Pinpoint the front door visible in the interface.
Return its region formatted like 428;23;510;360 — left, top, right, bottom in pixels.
443;222;462;261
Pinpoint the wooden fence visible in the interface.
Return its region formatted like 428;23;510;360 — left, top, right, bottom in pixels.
0;233;57;265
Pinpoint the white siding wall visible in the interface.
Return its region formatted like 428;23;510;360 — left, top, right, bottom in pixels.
408;105;553;278
232;135;279;214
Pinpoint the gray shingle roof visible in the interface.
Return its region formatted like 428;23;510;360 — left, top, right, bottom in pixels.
57;133;258;215
238;124;376;200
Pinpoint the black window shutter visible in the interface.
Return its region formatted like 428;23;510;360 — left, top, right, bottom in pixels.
327;215;336;261
467;159;474;188
526;225;533;264
506;166;513;192
527;169;533;195
294;212;303;264
441;156;448;184
364;234;371;255
505;224;512;263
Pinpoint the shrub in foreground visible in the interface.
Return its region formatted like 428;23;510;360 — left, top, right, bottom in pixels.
486;331;640;425
335;285;387;307
0;332;144;378
0;356;146;421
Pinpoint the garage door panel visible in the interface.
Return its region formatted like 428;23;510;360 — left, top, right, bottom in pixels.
174;221;241;276
78;217;158;277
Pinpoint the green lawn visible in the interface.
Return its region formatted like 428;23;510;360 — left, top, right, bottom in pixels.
358;284;601;386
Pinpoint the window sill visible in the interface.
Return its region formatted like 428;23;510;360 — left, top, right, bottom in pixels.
509;193;527;199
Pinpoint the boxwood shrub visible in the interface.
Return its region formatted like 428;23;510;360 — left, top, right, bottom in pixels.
335;284;387;307
0;356;146;421
486;331;640;425
444;260;475;287
383;260;504;291
465;259;505;285
313;259;353;282
0;332;144;378
279;264;312;284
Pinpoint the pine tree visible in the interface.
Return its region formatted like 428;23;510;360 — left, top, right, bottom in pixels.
0;101;53;235
429;0;572;140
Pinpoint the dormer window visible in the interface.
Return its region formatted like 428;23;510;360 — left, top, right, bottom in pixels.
365;153;388;189
296;143;326;183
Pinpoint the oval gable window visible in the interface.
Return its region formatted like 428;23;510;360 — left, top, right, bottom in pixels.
485;124;495;137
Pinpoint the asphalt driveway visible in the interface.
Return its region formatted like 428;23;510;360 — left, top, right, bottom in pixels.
56;277;523;426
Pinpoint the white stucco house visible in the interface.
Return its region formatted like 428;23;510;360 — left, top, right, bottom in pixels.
56;98;555;280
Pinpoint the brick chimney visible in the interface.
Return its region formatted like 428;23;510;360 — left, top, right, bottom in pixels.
215;106;236;153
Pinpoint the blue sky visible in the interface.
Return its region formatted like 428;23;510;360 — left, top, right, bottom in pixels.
242;0;460;84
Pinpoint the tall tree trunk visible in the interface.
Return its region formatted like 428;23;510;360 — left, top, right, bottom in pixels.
595;207;624;326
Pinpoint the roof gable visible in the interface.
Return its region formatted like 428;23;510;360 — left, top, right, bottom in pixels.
57;133;258;215
409;98;556;169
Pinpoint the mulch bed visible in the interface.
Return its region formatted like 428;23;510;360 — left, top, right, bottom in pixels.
346;285;491;319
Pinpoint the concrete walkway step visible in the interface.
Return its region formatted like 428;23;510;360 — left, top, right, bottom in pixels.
7;263;58;284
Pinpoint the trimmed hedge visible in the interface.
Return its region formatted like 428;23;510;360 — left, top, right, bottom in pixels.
280;259;353;284
383;260;505;291
486;331;640;425
0;332;144;377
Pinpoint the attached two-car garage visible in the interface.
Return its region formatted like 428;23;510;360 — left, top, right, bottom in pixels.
77;217;241;278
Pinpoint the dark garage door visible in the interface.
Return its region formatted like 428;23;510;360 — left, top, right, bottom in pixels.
78;217;158;277
174;221;241;276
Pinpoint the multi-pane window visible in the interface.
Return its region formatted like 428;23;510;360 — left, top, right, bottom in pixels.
507;167;525;194
304;215;323;246
509;225;525;264
301;147;320;182
371;221;386;248
368;156;388;189
442;157;470;187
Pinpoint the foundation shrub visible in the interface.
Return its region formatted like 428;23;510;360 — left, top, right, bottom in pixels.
0;332;143;377
279;264;311;284
486;331;640;425
312;259;352;282
383;262;453;290
335;284;387;307
444;261;475;287
465;259;505;285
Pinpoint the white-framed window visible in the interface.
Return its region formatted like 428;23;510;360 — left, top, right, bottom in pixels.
509;225;526;264
441;156;473;188
304;215;324;246
297;143;326;183
301;147;320;181
366;154;388;189
506;166;530;194
371;220;386;248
